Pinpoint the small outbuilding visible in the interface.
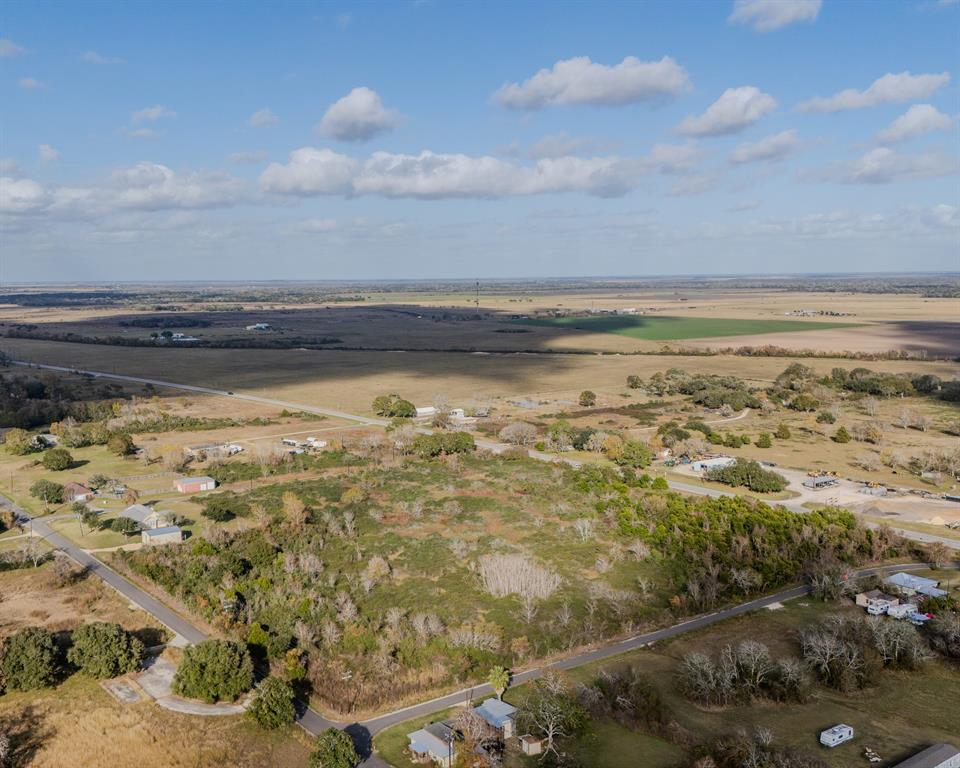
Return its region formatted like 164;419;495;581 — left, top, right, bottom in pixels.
141;525;183;546
173;476;216;493
820;724;854;748
803;475;839;490
474;698;517;738
64;482;95;502
415;406;438;419
520;734;544;756
692;456;735;472
892;743;960;768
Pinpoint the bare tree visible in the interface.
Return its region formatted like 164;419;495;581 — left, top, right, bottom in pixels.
476;553;561;601
572;518;595;541
499;422;538;446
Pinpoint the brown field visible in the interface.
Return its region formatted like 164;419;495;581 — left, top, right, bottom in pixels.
0;678;311;768
4;337;957;418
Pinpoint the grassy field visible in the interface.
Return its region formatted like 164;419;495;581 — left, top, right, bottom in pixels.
515;315;861;341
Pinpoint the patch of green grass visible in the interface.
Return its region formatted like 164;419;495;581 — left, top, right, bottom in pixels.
514;315;860;341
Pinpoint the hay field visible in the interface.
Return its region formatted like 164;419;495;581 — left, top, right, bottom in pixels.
4;337;957;417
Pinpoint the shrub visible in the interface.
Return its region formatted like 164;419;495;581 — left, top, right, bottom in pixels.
626;375;643;389
612;440;653;469
42;447;73;471
67;622;144;678
3;428;35;455
1;627;58;690
172;640;253;703
109;517;140;535
651;476;669;490
755;432;772;448
832;426;851;443
706;458;787;493
310;728;360;768
578;390;597;407
816;411;836;424
774;422;791;440
789;393;820;412
411;432;475;458
108;432;136;456
371;394;416;418
247;676;296;729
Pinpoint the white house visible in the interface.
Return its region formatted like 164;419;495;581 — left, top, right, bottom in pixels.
245;323;271;331
820;724;854;747
416;406;438;419
407;722;455;767
474;698;517;738
305;437;328;449
884;572;948;599
887;602;919;619
855;589;899;615
121;504;172;530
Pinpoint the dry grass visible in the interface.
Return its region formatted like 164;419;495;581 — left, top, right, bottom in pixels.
0;677;312;768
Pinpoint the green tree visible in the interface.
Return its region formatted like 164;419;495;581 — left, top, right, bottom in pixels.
613;440;653;469
80;507;101;531
1;627;58;690
173;640;253;703
789;393;820;412
42;447;74;471
774;423;791;440
651;477;669;490
87;473;111;490
107;432;136;457
110;517;140;535
626;375;643;389
310;729;359;768
3;428;34;456
488;665;510;700
247;676;296;729
705;458;787;493
578;390;597;407
832;426;851;443
29;479;64;505
756;432;772;448
67;622;144;678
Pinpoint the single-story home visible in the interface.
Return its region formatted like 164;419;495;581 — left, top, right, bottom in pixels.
407;722;456;767
141;525;184;546
305;437;328;449
855;589;899;614
173;476;216;493
474;698;517;738
803;475;839;490
885;572;947;599
415;406;438;419
64;482;94;502
892;743;960;768
820;724;854;748
692;457;735;472
121;504;172;530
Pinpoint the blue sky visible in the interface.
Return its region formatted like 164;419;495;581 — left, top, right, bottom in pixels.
1;0;958;282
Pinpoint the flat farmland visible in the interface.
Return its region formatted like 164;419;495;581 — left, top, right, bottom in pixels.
5;337;958;417
514;314;861;340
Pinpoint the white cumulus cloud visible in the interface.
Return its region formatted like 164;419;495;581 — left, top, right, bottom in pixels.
260;148;359;195
318;87;399;142
729;0;821;31
494;55;691;109
729;129;799;164
815;147;960;184
131;105;176;124
39;144;61;163
797;71;950;112
0;177;48;213
249;108;279;127
876;104;954;143
677;86;777;137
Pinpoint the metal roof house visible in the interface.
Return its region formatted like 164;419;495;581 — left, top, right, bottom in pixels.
803;475;839;490
407;721;456;767
474;698;517;738
64;482;94;502
820;724;854;747
141;525;183;546
893;743;960;768
884;572;947;598
121;504;172;530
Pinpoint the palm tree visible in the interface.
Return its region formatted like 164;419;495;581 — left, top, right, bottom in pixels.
488;665;510;700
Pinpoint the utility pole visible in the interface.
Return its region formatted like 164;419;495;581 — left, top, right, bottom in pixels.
475;280;480;310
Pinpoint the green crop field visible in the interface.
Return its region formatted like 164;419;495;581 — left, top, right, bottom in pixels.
514;315;860;341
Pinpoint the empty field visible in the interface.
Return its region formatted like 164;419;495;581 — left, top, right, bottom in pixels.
515;315;860;341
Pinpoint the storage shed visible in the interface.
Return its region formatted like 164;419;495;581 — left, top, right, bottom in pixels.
173;476;216;493
141;525;183;546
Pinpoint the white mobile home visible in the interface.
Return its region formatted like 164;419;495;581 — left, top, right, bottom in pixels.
820;724;854;747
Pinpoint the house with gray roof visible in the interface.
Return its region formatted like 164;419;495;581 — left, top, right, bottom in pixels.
474;698;517;738
121;504;172;530
893;743;960;768
885;572;948;599
407;721;456;767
